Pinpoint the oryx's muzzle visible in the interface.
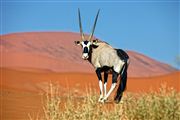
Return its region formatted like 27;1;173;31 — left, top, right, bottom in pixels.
82;53;89;60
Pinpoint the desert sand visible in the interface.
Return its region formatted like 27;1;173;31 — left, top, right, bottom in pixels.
0;32;179;119
1;68;179;119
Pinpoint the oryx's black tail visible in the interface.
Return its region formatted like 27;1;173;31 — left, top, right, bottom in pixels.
114;59;129;104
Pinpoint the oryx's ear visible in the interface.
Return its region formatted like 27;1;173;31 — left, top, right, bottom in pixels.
92;39;99;45
74;41;81;45
92;39;99;48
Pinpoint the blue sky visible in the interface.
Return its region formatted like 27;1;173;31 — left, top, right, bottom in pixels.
0;0;179;69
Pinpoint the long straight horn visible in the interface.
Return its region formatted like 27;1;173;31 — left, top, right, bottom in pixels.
88;9;100;41
78;8;85;40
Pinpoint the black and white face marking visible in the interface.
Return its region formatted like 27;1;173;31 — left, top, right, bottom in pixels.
81;40;91;60
74;39;99;60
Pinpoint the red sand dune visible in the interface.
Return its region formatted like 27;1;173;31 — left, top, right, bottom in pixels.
0;32;179;119
0;32;176;77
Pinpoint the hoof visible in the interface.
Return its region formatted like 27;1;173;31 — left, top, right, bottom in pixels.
98;97;104;102
98;98;107;103
114;95;123;104
114;99;120;104
114;99;123;104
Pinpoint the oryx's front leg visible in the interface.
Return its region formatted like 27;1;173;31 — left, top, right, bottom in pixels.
102;70;119;102
96;68;103;102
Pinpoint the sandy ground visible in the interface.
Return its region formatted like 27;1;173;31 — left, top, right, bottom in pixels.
0;68;179;119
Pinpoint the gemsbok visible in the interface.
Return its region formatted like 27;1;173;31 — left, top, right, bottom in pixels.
75;9;130;103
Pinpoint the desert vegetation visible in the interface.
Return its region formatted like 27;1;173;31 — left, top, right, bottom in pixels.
28;83;180;120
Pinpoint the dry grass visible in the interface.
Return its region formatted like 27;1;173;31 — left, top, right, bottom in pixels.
123;86;180;120
29;84;180;120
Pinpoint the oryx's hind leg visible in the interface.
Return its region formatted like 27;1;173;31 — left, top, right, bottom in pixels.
100;70;119;103
114;62;128;104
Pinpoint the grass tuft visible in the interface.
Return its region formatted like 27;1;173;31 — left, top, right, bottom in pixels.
123;85;180;120
29;84;180;120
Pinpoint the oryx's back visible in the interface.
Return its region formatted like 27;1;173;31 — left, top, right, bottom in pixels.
91;42;126;72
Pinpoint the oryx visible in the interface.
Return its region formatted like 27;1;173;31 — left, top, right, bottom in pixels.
75;9;130;103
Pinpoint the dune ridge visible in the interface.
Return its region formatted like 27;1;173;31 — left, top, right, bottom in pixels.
0;32;177;77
